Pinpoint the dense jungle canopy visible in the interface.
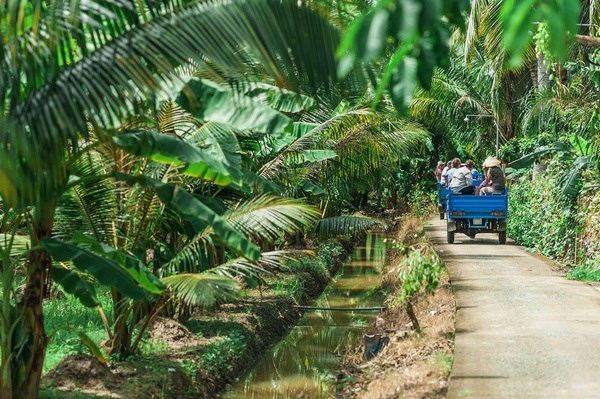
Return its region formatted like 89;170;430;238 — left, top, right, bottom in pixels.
0;1;598;398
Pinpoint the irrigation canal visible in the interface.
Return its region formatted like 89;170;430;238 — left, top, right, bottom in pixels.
223;233;387;398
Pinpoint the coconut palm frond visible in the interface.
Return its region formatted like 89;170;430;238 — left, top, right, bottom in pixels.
1;0;368;210
0;234;31;261
157;101;199;139
54;151;121;243
162;272;240;308
162;232;217;275
223;195;321;242
257;108;371;180
465;0;487;61
318;102;430;187
312;216;385;239
212;249;313;280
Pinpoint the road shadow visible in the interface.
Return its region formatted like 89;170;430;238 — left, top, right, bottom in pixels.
452;375;509;380
445;254;526;260
450;239;515;246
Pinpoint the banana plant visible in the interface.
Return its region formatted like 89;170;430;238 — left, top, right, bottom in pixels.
1;0;365;396
508;134;596;198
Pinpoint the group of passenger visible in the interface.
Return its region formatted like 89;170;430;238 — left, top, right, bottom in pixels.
435;157;505;195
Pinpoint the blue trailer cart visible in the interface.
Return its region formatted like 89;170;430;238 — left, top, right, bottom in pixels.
437;179;483;220
445;189;508;244
437;184;450;219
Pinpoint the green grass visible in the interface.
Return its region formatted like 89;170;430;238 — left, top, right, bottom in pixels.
271;275;304;298
200;330;247;373
567;262;600;282
43;290;113;373
432;350;453;375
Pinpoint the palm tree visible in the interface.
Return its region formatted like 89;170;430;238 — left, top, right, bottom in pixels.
410;45;499;160
0;1;366;397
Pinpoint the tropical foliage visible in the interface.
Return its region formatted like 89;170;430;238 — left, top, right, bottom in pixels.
412;0;599;276
0;0;597;397
0;1;429;397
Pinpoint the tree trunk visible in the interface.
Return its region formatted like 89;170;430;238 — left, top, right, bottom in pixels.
390;178;398;209
15;204;56;399
405;302;421;333
16;250;49;399
536;52;551;89
109;290;133;358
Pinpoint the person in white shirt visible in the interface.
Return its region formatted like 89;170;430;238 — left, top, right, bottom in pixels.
450;159;475;194
440;160;452;185
446;158;461;186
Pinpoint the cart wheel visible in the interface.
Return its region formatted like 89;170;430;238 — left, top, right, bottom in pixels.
439;212;445;220
498;231;506;245
447;231;454;244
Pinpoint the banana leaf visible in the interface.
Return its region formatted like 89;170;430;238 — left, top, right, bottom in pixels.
113;131;241;186
42;238;161;300
52;264;100;307
177;79;291;134
508;144;568;169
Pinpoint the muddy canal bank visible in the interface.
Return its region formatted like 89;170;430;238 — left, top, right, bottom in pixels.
336;216;455;399
42;240;353;399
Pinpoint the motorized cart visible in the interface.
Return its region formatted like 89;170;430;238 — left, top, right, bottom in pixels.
445;189;508;244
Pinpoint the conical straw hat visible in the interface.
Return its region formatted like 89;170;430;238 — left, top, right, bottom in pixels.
483;157;501;167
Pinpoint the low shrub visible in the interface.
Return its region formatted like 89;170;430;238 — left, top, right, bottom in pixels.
508;157;600;277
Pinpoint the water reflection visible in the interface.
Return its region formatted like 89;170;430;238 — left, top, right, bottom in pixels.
224;234;386;399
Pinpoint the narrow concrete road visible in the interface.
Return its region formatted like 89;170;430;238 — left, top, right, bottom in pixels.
426;218;600;398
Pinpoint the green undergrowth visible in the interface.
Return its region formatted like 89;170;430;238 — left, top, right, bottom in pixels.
271;241;345;300
567;259;600;282
508;158;600;280
43;290;113;373
41;239;350;399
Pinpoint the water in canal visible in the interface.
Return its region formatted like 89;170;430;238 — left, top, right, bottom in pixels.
224;233;387;399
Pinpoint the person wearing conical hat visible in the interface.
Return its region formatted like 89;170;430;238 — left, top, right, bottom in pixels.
483;156;501;168
480;157;505;195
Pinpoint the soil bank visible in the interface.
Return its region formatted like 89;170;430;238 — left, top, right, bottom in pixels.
41;240;352;399
336;216;455;399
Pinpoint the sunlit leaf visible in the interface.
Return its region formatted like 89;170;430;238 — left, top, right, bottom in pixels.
177;79;291;134
113;131;240;186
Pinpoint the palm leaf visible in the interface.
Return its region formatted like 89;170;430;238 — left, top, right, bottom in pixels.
162;232;217;274
223;195;321;242
115;172;261;260
1;0;367;208
54;151;121;243
164;248;313;307
312;215;385;239
162;272;240;308
212;249;314;280
162;197;319;273
257;108;371;180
